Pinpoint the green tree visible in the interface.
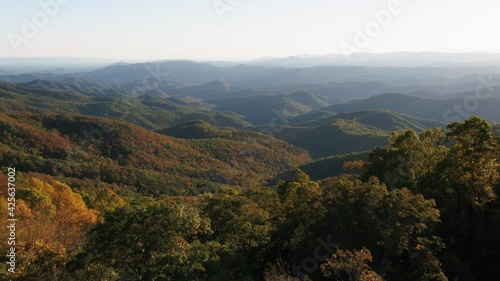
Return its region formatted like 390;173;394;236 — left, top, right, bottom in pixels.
362;117;500;279
201;186;276;280
320;177;445;280
276;169;327;269
362;128;447;191
427;117;498;279
75;201;213;280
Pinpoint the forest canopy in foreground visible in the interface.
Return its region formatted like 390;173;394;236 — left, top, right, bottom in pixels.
1;116;499;280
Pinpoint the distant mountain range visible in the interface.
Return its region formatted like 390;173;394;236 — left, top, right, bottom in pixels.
244;52;500;68
0;57;117;74
2;54;500;162
4;53;500;74
320;93;500;123
2;58;500;90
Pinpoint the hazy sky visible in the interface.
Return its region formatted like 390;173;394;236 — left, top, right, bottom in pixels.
1;0;500;60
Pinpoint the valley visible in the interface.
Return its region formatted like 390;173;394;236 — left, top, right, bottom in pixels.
2;55;500;280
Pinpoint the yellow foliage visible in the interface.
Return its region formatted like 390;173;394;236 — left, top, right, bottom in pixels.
1;175;98;279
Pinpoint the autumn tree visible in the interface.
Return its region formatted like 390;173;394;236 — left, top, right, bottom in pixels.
92;188;126;215
321;248;382;281
11;176;97;280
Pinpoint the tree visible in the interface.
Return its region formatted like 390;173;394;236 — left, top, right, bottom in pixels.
201;186;276;280
77;201;213;280
361;117;500;279
437;116;497;210
428;117;498;279
362;128;447;191
9;177;97;279
92;188;126;215
276;169;327;268
321;248;382;281
320;177;445;280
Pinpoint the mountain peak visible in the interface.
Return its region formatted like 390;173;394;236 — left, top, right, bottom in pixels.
202;80;231;91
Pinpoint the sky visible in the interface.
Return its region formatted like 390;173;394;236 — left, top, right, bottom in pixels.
1;0;500;60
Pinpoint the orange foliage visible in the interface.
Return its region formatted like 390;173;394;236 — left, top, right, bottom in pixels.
343;160;365;172
321;248;382;281
4;176;98;277
18;177;98;249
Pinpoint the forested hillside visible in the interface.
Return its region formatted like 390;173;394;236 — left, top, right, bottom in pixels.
4;0;500;278
321;93;500;122
0;113;310;196
2;56;500;280
292;109;446;132
0;82;251;130
285;120;388;158
210;91;331;124
1;116;499;280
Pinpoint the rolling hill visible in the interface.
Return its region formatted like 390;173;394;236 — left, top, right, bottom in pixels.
0;113;310;196
166;80;262;99
159;120;236;139
319;93;500;123
277;151;370;181
210;91;331;125
20;78;131;97
0;82;251;130
293;109;446;132
286;119;387;158
251;119;387;159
